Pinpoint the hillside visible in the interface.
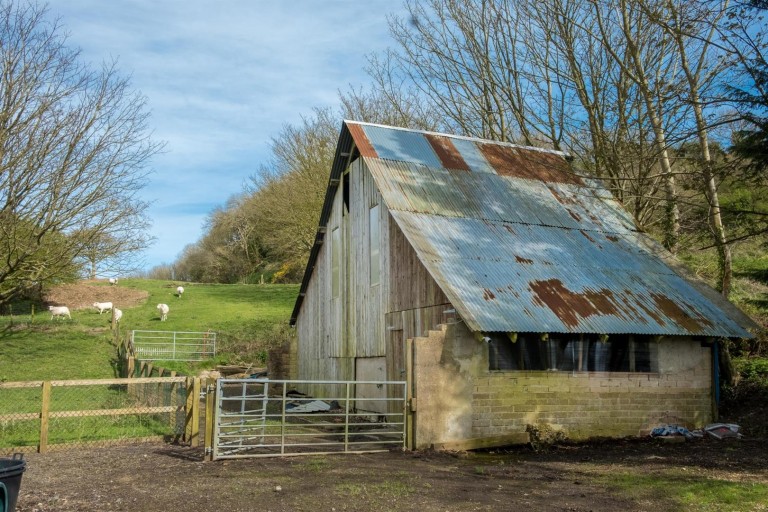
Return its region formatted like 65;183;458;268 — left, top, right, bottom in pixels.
0;279;298;382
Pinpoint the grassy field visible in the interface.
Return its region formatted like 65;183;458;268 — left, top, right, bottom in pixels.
0;279;298;382
2;272;767;508
0;279;298;448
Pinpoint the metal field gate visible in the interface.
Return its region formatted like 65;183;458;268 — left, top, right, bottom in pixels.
130;330;216;361
212;379;407;459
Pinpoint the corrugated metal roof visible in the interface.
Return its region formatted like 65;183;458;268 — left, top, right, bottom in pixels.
363;156;752;338
292;120;755;337
352;120;578;183
366;160;636;234
389;211;748;336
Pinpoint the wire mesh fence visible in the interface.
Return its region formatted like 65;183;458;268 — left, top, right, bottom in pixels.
0;377;197;455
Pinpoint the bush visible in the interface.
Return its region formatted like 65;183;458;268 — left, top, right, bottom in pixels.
720;357;768;438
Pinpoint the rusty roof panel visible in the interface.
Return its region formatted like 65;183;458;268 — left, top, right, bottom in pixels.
425;134;471;171
477;143;582;185
346;123;377;158
390;211;750;337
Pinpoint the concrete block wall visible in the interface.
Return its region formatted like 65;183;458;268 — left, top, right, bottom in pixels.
412;322;713;448
472;365;712;440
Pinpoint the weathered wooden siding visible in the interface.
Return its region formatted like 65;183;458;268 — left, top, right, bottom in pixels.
387;212;449;314
296;157;451;394
350;159;385;358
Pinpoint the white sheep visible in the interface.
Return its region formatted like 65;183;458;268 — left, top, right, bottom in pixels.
176;286;184;298
157;303;169;321
108;277;118;286
49;305;71;320
93;301;113;314
112;308;123;323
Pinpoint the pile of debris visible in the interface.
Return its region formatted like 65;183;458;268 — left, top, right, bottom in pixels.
650;423;742;442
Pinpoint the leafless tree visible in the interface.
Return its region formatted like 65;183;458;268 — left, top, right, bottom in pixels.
637;0;735;295
0;2;162;304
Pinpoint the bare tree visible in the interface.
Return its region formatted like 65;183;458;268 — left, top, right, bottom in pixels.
637;0;735;295
385;0;541;142
526;0;663;225
0;2;162;304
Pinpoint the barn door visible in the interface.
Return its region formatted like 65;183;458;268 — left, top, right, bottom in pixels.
355;357;387;414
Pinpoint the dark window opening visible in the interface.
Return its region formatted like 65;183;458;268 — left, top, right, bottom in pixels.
488;333;657;372
342;172;350;212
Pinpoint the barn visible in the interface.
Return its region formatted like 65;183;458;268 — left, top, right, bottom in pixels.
289;120;756;449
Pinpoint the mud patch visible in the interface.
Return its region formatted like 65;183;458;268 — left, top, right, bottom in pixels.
44;281;149;310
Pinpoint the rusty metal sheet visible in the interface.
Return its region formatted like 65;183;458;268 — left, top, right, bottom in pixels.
346;123;377;158
389;212;750;337
424;134;471;171
477;142;582;185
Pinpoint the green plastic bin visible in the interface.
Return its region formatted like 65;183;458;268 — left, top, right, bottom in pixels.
0;454;25;512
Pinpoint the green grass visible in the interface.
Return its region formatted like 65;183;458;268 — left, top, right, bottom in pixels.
0;411;175;448
0;279;298;382
334;480;416;499
0;279;297;450
0;379;187;449
600;471;768;512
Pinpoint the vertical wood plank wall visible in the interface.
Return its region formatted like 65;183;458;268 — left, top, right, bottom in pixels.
295;157;451;396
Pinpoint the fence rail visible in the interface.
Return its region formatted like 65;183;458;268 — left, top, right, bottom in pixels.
130;330;216;361
0;376;198;455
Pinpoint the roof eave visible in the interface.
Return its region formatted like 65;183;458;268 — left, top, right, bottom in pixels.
289;122;354;326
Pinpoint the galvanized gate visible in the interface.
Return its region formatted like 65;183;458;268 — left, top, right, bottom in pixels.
130;330;216;361
211;379;407;459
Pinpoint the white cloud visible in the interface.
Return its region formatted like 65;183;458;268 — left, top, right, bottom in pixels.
44;0;406;267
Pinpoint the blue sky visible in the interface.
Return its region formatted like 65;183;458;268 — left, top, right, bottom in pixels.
44;0;406;271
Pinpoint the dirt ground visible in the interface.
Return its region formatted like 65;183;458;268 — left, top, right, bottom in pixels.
13;437;767;512
43;281;149;311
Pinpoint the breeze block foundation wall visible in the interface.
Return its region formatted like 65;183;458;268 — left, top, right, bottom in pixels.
412;323;713;449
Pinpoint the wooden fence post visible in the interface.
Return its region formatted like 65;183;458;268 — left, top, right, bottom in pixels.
39;381;52;453
167;370;177;434
185;377;201;447
406;337;414;451
204;378;216;461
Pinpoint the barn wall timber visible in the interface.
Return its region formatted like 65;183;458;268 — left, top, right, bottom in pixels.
383;203;451;383
295;160;355;389
350;159;385;358
387;214;449;314
411;322;714;448
295;158;392;389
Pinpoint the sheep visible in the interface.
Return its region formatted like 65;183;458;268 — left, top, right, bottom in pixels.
93;301;113;314
176;286;184;298
112;308;123;323
49;305;71;320
108;277;119;286
157;303;169;321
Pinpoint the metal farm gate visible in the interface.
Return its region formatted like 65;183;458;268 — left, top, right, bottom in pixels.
211;379;407;459
130;330;216;361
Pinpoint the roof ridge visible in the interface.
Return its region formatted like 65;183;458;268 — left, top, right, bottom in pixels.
343;119;570;159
